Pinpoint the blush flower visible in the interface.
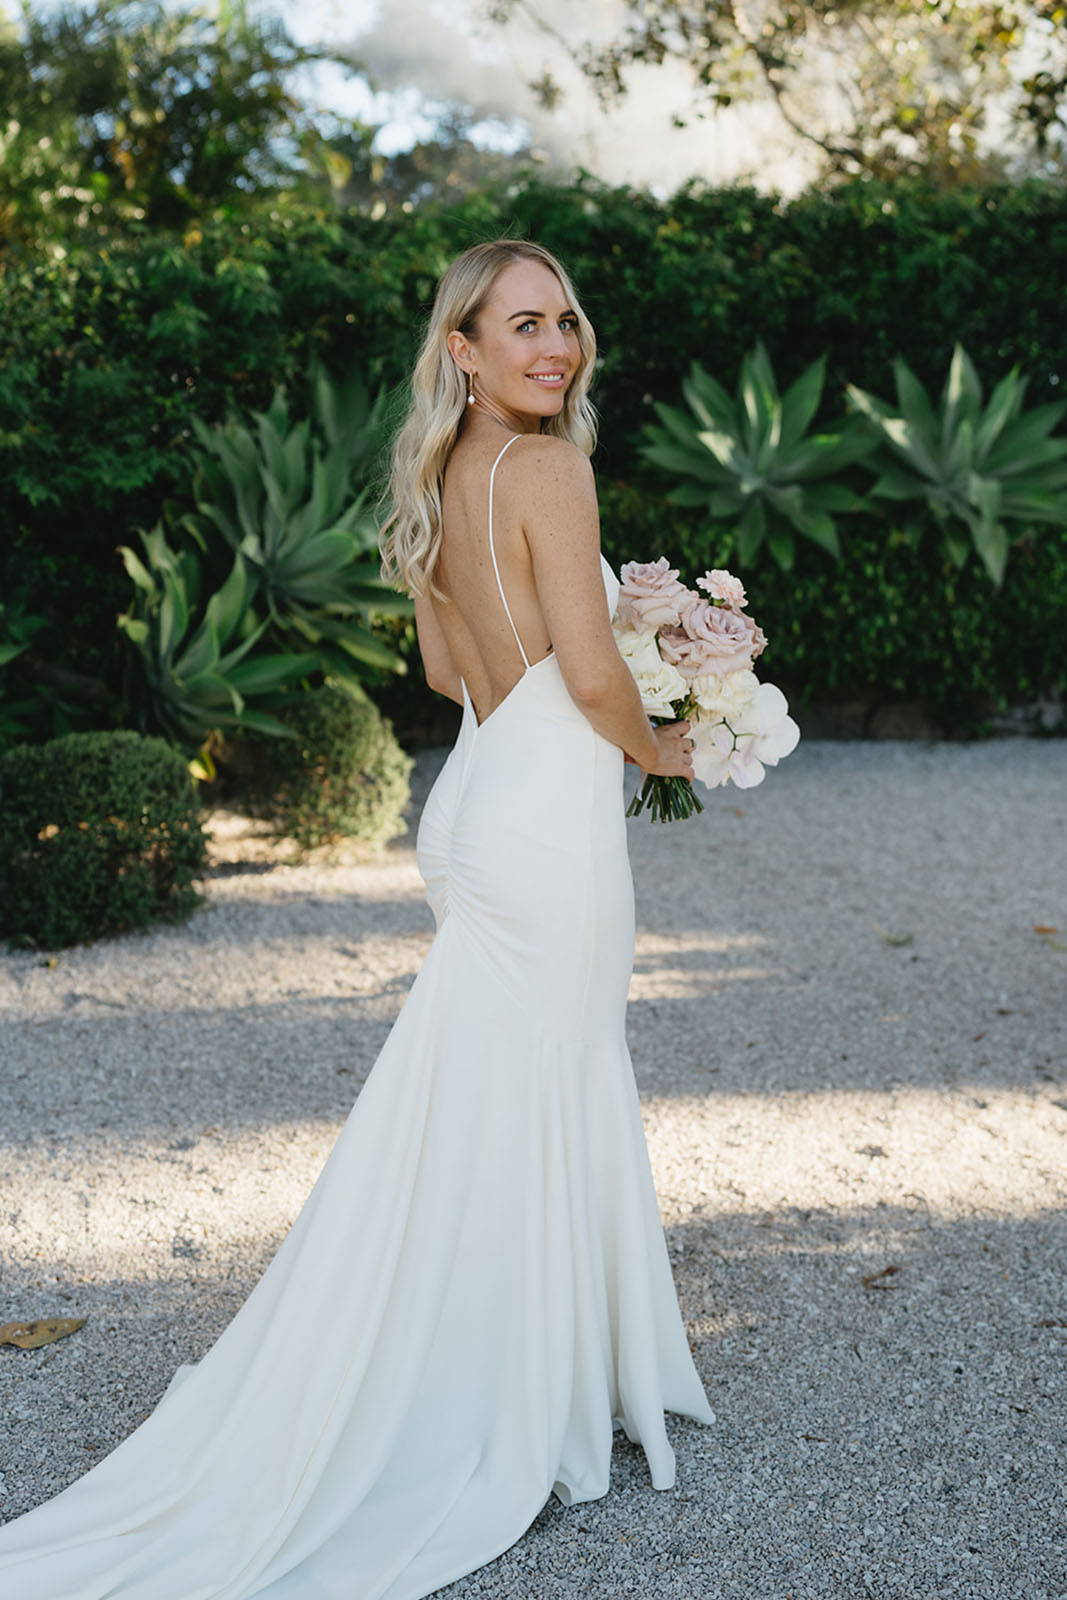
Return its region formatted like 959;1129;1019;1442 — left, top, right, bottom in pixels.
673;595;767;675
615;557;692;630
696;569;748;609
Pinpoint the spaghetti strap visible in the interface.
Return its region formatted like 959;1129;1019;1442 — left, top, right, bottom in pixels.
487;433;530;671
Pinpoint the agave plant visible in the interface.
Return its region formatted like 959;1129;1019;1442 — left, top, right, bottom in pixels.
847;343;1067;586
186;361;408;686
641;343;877;568
117;525;320;748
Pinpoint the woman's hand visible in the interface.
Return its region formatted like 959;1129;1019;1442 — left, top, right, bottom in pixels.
626;719;694;780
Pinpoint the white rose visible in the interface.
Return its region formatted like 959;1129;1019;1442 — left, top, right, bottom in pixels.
633;659;688;716
612;624;663;676
690;668;760;720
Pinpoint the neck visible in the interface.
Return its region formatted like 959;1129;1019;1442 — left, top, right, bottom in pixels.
468;399;543;436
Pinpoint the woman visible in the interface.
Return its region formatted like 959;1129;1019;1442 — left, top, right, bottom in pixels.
0;238;715;1599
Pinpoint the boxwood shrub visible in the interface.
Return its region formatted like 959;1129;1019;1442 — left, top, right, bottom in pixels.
0;731;207;949
232;683;413;852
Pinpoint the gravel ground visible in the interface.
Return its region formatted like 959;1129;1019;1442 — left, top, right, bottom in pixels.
1;736;1065;1600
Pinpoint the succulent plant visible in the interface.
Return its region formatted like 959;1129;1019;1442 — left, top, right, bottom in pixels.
641;342;876;569
846;343;1067;586
117;526;319;748
186;361;409;684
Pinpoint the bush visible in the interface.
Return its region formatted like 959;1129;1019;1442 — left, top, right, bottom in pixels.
232;683;413;852
4;173;1067;739
0;731;207;949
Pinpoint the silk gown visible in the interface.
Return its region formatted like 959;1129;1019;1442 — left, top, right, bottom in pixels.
0;432;716;1600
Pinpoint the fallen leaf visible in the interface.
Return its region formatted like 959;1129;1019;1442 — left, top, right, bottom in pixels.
0;1316;87;1349
1033;925;1058;935
860;1264;900;1289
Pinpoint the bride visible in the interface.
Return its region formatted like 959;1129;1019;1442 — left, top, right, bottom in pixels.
0;238;716;1599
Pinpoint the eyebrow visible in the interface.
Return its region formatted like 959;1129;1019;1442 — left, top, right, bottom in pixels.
507;308;578;321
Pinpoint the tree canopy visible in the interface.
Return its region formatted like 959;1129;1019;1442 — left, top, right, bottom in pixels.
0;0;538;254
484;0;1067;185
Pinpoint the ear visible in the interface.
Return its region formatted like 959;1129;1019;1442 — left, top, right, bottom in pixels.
446;329;476;376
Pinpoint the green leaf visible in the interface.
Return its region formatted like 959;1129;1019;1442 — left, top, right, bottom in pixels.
203;554;253;646
696;426;747;477
780;355;827;451
892;356;940;450
766;521;795;569
736;497;766;564
227;651;320;695
665;482;714;507
943;343;983;436
973;368;1025;459
968;517;1009;586
870;465;925;501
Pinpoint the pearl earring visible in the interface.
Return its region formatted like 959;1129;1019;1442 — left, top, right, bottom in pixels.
467;372;476;406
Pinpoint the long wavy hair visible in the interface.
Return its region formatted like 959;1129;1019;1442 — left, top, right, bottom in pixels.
377;239;599;602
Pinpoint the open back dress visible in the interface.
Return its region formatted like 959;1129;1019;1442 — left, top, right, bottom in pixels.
0;431;716;1599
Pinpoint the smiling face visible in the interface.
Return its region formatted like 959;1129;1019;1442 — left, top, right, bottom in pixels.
447;258;583;431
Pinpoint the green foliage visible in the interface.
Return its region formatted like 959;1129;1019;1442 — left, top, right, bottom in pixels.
233;683;413;853
116;362;412;748
186;363;409;682
0;730;207;949
117;526;320;747
0;594;47;749
592;482;1067;733
847;343;1067;586
641;343;876;568
0;0;354;247
2;174;1067;740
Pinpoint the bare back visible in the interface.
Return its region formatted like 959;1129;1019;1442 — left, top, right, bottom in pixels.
433;432;554;727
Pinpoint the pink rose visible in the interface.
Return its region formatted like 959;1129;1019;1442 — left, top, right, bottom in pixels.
671;594;767;675
657;624;711;680
696;568;748;609
616;557;692;630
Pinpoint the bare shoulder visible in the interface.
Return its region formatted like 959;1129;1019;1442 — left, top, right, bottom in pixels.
505;433;594;493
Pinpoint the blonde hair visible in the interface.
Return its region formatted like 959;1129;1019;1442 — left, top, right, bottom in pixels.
377;238;599;601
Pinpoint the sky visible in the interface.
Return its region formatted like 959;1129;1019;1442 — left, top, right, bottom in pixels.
275;0;823;196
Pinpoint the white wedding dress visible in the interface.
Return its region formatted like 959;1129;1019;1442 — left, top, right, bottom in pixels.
0;433;716;1599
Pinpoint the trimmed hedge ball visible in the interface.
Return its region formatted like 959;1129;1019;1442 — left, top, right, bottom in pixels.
0;731;207;949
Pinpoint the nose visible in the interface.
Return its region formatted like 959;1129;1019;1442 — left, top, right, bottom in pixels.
541;328;572;364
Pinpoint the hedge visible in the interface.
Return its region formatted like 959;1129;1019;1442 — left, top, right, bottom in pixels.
2;172;1065;739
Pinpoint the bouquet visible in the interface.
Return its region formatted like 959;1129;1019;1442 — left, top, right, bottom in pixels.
613;560;800;823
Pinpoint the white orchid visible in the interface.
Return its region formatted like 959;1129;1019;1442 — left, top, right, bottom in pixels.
691;682;800;789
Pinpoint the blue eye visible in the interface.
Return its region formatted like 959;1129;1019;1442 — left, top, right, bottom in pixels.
518;316;579;334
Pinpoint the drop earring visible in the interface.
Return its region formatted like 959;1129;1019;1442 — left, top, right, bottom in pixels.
467;371;476;406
